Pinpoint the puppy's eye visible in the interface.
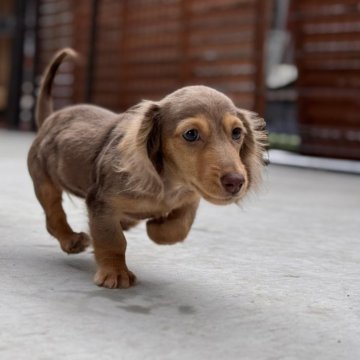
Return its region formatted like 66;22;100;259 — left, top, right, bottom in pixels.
232;127;242;140
183;129;200;142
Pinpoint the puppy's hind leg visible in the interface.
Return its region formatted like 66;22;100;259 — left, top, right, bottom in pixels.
32;175;90;254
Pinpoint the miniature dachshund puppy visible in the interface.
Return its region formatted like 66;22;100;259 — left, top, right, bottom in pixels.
28;48;267;288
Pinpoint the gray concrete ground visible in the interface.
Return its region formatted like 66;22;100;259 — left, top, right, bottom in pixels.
0;129;360;360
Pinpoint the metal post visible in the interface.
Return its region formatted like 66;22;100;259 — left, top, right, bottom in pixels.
253;0;271;117
31;0;40;131
7;0;26;129
85;0;100;103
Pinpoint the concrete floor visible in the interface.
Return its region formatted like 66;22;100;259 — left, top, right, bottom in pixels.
1;129;360;360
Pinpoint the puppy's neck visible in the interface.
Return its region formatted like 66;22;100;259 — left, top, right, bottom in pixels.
160;162;195;200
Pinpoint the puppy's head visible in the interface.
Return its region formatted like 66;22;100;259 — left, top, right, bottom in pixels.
118;86;267;203
158;86;267;204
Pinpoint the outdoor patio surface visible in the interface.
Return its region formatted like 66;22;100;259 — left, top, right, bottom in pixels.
1;129;359;360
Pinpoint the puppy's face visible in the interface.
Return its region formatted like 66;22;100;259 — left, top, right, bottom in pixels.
158;86;267;205
163;112;247;204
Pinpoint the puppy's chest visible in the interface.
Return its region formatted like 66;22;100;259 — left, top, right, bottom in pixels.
121;187;195;220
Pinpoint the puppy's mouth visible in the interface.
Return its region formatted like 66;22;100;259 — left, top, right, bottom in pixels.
191;182;241;205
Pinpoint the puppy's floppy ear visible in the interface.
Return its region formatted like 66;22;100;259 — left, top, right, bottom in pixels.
237;109;268;190
144;104;163;173
116;101;164;199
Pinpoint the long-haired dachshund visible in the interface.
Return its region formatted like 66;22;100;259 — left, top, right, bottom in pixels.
28;48;267;289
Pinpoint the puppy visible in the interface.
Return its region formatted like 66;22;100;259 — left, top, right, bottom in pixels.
28;48;267;289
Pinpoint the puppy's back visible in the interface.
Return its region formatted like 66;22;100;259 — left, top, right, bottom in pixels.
29;104;120;197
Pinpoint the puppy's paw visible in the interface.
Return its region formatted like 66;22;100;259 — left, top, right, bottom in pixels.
149;236;182;245
94;268;136;289
146;220;185;245
60;232;90;254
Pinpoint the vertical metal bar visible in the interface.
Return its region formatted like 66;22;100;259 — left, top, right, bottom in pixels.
253;0;271;117
31;0;40;131
85;0;100;103
289;0;305;152
7;0;27;129
119;0;129;109
180;0;190;87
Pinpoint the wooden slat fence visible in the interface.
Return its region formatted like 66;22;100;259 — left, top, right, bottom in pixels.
36;0;268;117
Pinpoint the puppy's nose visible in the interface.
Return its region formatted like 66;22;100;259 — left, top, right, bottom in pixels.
220;173;244;195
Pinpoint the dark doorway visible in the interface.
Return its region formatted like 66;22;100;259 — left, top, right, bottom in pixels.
1;0;38;130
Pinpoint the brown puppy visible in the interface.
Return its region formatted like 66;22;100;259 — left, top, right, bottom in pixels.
28;48;267;289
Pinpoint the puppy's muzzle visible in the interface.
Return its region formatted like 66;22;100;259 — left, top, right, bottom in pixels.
220;173;244;195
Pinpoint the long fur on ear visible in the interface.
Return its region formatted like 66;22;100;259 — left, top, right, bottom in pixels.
115;101;164;199
238;109;268;191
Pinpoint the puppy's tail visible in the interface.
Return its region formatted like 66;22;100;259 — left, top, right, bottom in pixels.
36;48;78;129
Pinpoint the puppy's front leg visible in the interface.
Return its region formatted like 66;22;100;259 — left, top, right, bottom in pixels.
146;200;200;245
87;199;136;289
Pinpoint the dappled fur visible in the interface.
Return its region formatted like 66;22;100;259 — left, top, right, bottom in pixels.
28;48;267;289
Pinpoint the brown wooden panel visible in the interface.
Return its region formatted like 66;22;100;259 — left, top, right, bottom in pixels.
292;0;360;159
37;0;268;116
